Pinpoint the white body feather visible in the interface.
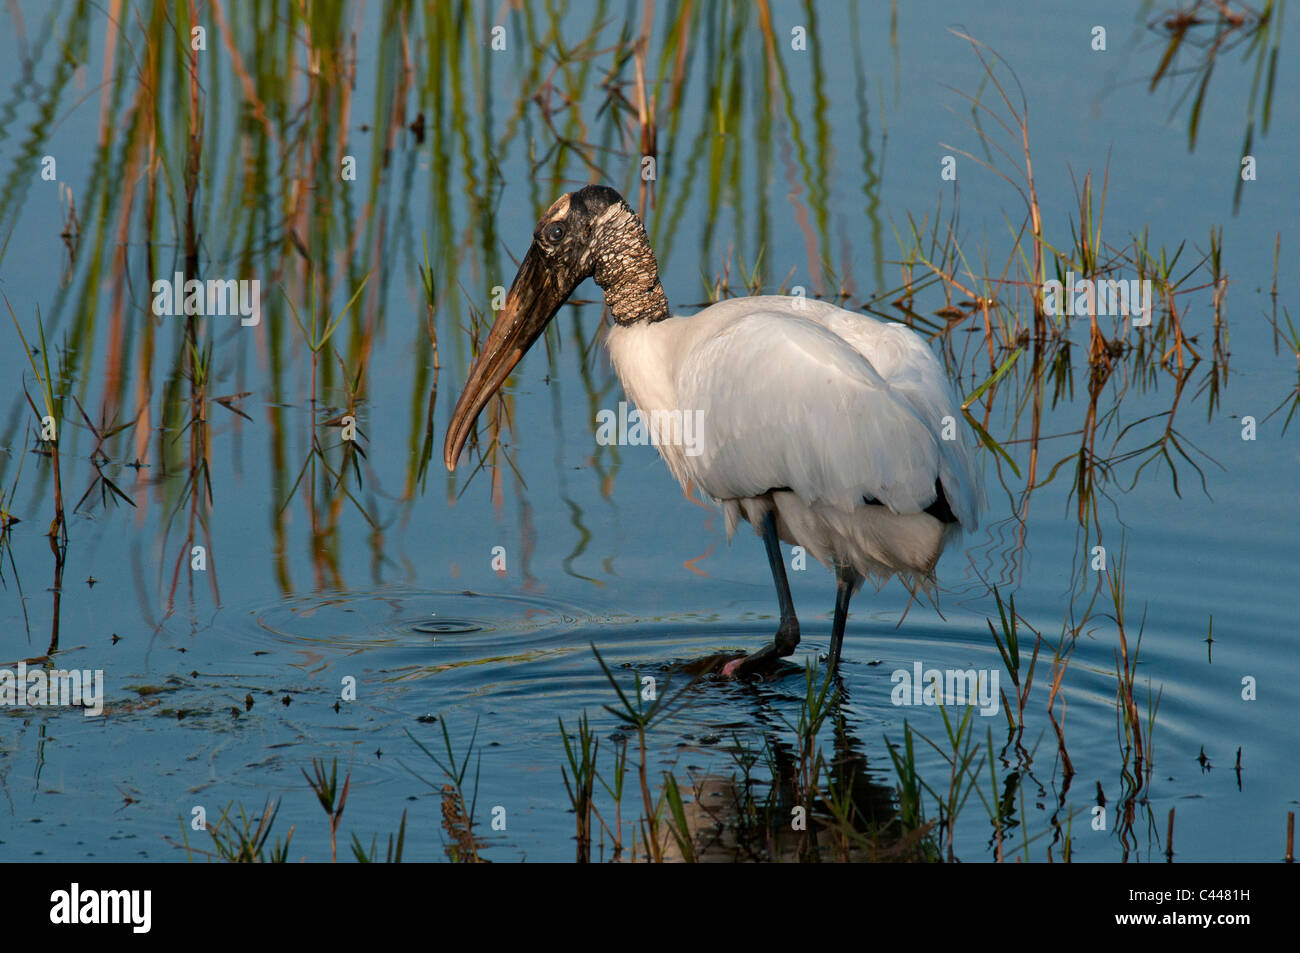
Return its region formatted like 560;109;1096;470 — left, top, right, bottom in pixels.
604;296;982;590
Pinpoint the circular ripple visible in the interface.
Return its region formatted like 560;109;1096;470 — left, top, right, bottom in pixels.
411;619;482;635
250;586;584;651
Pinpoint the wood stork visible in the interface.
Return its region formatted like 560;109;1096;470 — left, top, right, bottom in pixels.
444;185;982;676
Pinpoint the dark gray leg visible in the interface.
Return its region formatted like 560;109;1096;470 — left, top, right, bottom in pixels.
723;510;800;677
827;566;861;671
763;509;800;654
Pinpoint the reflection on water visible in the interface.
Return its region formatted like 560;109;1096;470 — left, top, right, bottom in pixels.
0;0;1296;862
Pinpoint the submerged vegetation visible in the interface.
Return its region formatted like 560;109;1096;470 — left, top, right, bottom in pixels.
0;1;1294;862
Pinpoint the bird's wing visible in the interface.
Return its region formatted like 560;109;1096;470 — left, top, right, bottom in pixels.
806;310;983;528
676;310;954;518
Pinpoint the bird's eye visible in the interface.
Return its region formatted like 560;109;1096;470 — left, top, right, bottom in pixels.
544;222;565;243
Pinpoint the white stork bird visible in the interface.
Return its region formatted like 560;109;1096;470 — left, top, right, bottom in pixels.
444;185;982;676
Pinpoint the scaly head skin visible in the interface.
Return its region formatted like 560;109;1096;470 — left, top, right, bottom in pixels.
443;186;667;471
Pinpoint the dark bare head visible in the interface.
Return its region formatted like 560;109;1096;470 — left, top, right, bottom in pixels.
443;186;667;471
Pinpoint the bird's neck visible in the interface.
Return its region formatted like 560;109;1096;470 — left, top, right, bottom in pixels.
591;207;670;325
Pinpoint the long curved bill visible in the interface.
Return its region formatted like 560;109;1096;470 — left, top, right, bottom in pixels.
443;244;572;471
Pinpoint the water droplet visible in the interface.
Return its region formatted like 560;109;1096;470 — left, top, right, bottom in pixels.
412;619;481;634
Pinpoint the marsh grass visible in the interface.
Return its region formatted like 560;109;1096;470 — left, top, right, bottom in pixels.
987;586;1040;744
351;809;407;864
279;273;376;527
884;723;935;853
302;756;352;864
1264;299;1300;432
559;710;600;862
68;395;138;514
0;427;25;536
909;704;985;863
1147;0;1284;208
175;797;294;863
590;644;697;862
169;758;405;863
6;300;65;545
404;718;487;862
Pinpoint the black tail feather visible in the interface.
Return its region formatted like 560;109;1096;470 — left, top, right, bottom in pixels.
861;478;958;524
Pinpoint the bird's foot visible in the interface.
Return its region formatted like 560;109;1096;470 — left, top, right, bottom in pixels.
720;640;789;679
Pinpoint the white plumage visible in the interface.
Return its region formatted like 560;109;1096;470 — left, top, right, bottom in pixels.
606;295;982;593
